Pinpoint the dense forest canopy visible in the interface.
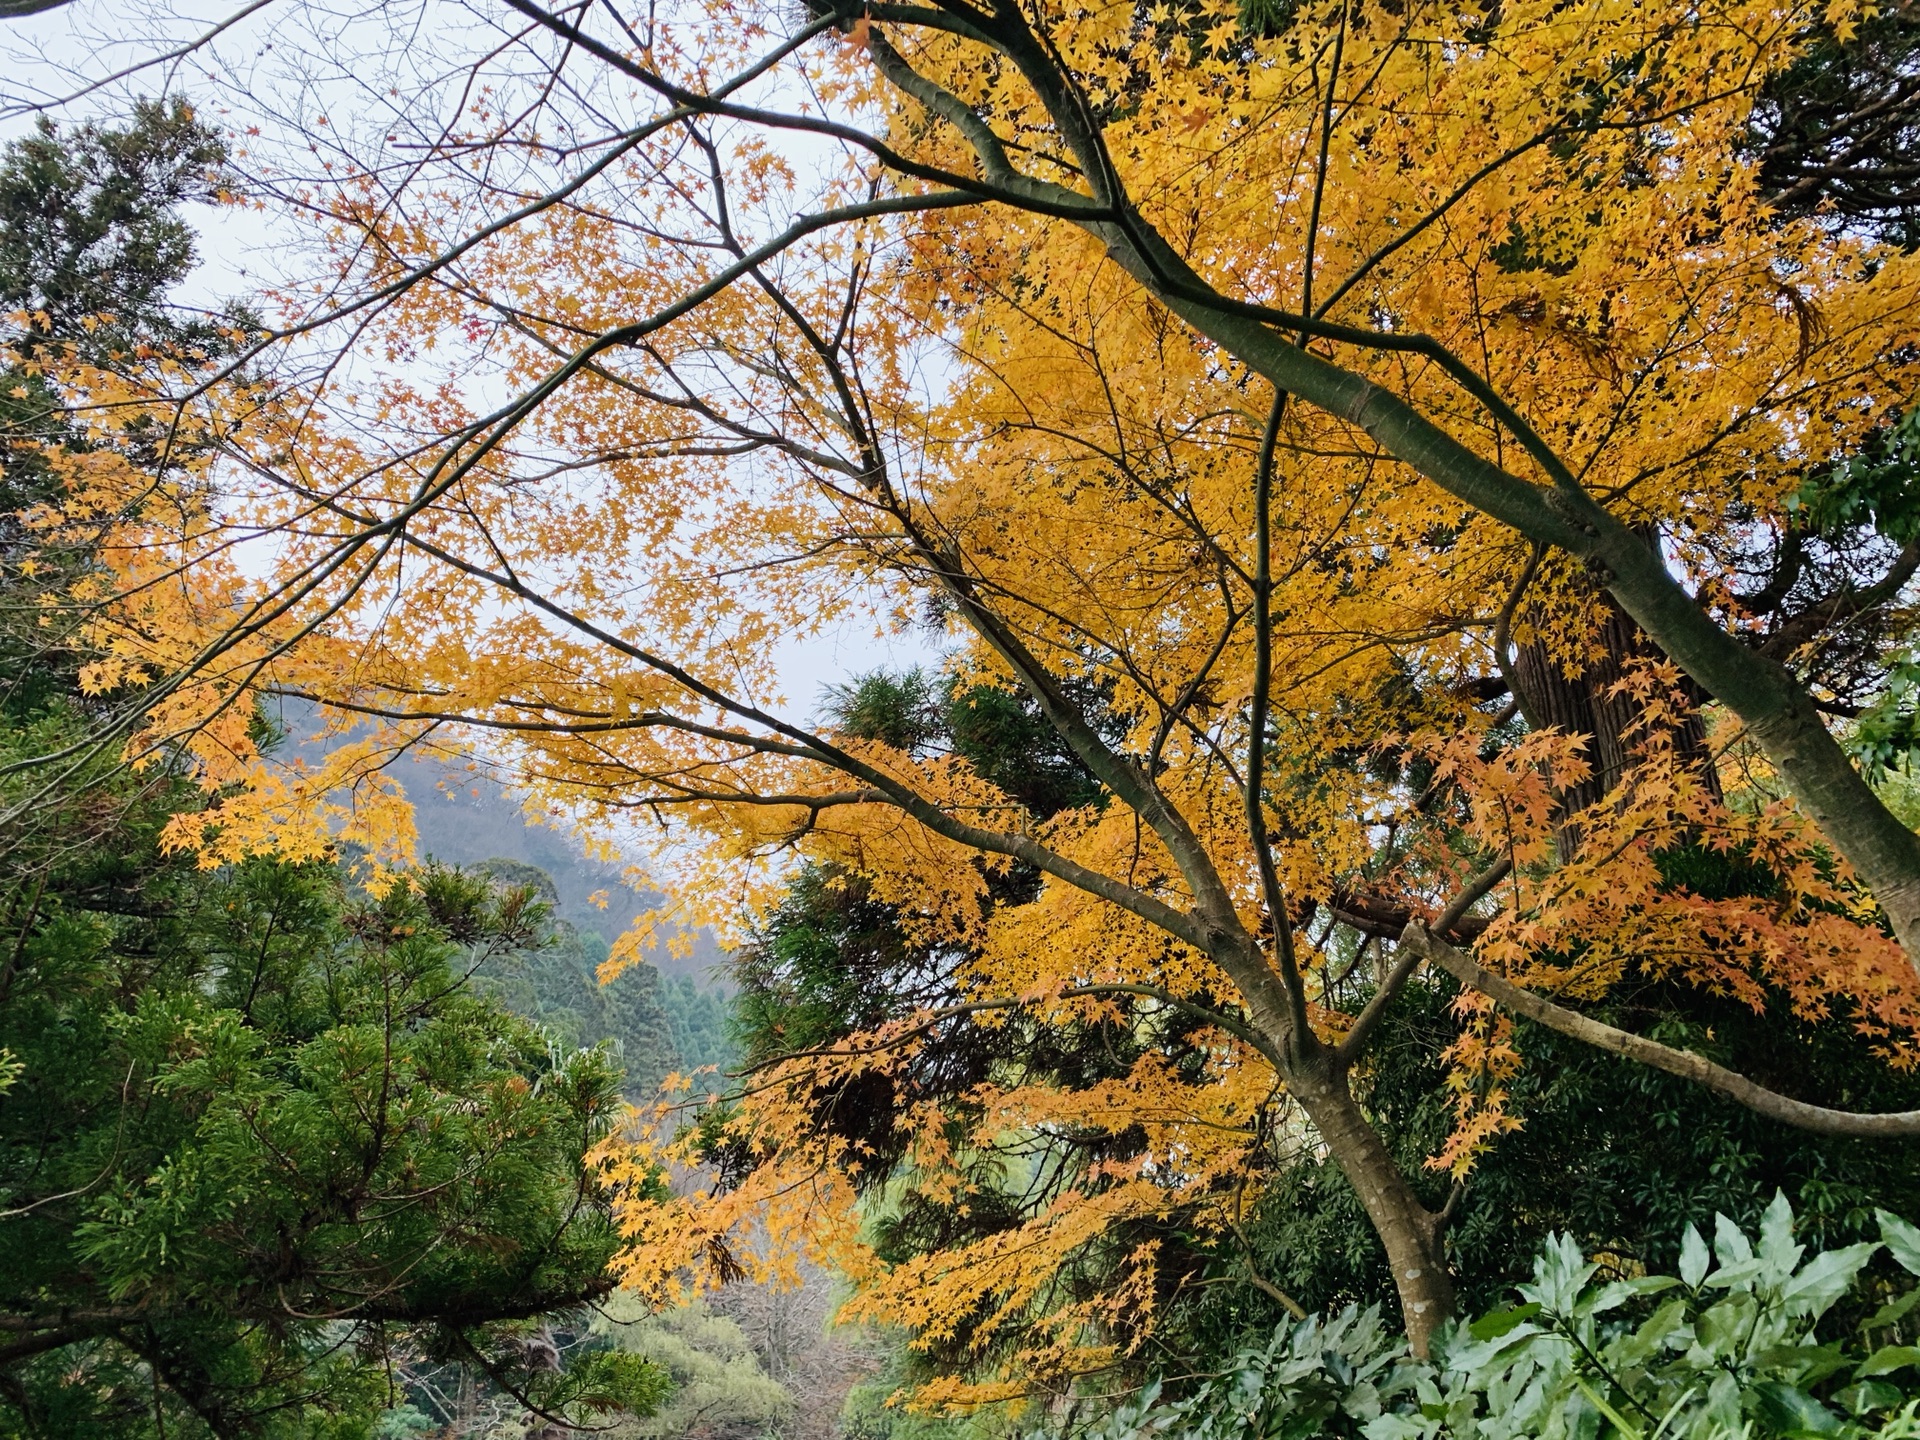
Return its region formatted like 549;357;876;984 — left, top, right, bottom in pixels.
4;0;1920;1434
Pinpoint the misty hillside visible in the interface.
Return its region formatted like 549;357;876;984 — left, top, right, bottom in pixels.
367;744;730;986
277;695;726;984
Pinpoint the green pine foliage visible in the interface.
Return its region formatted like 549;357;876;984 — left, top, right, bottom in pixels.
822;666;1106;820
0;98;238;720
468;858;683;1098
0;729;666;1435
0;99;668;1440
0;97;238;359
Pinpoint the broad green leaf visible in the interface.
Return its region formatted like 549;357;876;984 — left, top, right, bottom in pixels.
1880;1210;1920;1278
1755;1342;1850;1386
1617;1298;1690;1367
1748;1382;1844;1437
1865;1288;1920;1331
1624;1276;1682;1298
1584;1280;1638;1317
1834;1379;1905;1416
1782;1243;1880;1320
1704;1257;1767;1291
1469;1302;1540;1342
1679;1225;1711;1290
1715;1212;1755;1271
1859;1346;1920;1377
1694;1294;1761;1358
1759;1191;1804;1278
1524;1232;1598;1314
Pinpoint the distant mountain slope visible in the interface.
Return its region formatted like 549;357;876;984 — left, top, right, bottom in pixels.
399;752;731;988
275;695;727;983
469;858;685;1099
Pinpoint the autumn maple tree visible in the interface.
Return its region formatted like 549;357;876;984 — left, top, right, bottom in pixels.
24;0;1920;1384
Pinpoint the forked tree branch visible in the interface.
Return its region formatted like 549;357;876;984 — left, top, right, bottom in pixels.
1401;924;1920;1138
734;980;1283;1077
1246;392;1313;1046
375;528;1226;957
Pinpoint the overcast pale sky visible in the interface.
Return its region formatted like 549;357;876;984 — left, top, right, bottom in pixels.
0;0;948;728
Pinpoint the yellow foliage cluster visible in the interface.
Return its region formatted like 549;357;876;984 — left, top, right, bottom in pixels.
32;0;1920;1397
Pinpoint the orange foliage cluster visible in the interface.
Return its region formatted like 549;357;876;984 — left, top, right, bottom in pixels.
30;0;1920;1398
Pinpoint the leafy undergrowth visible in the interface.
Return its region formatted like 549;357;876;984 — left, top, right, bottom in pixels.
1076;1197;1920;1440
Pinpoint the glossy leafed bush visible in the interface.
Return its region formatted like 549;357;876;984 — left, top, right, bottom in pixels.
1076;1197;1920;1440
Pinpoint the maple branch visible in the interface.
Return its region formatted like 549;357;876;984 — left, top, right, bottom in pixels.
1064;983;1281;1066
0;492;419;828
301;144;1256;1002
919;0;1576;495
5;174;977;828
1334;858;1512;1067
1247;391;1312;1046
15;173;984;782
852;0;1920;974
1311;81;1760;323
72;17;846;441
1;0;277;118
867;30;1015;184
609;157;1264;985
1225;1216;1309;1320
1146;586;1248;785
1402;925;1920;1138
1756;534;1920;661
499;0;1111;220
728;1004;1005;1078
927;549;1296;1027
1298;0;1348;319
1069;173;1920;973
707;217;1288;1030
735;981;1282;1077
373;527;1222;957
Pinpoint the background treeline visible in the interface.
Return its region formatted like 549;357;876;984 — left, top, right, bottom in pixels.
463;856;734;1100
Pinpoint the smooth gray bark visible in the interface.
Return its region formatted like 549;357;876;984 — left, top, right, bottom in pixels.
1404;926;1920;1137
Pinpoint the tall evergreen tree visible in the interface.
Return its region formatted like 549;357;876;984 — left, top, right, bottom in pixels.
0;102;668;1439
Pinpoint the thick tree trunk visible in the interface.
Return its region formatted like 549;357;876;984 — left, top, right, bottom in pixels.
1285;1047;1454;1357
1511;581;1722;854
1209;923;1456;1351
